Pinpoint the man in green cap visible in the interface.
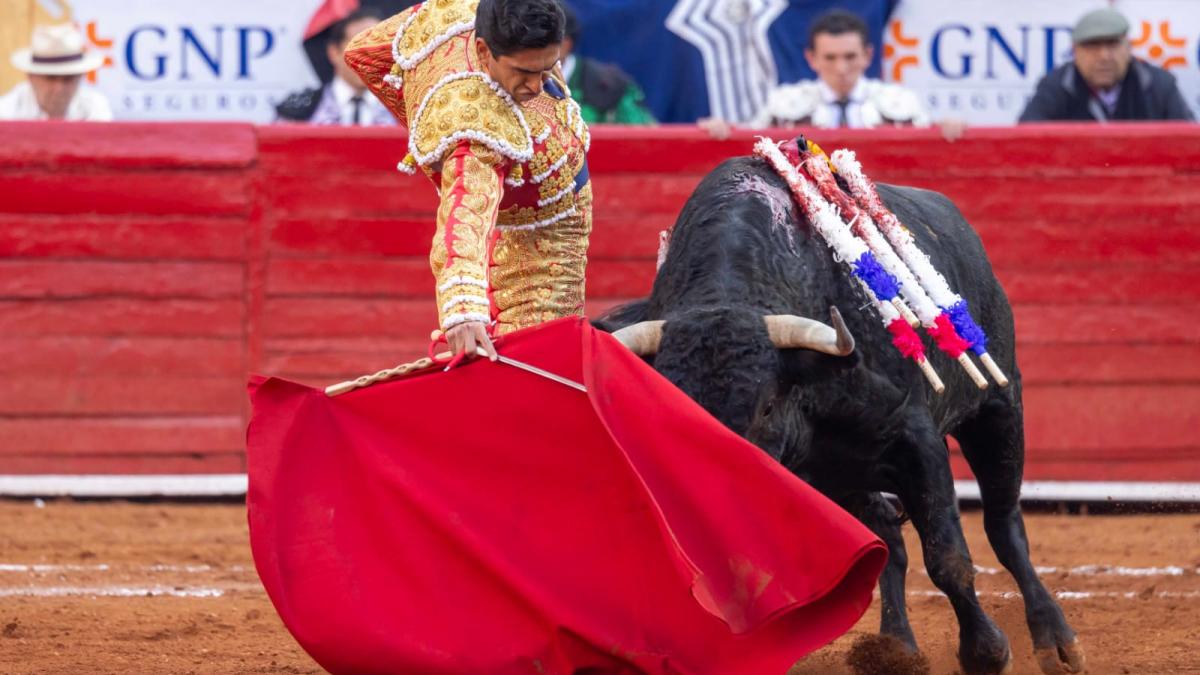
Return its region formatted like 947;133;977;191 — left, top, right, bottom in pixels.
1019;7;1194;122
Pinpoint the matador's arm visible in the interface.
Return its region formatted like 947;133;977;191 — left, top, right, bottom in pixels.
343;11;519;331
342;15;408;123
430;140;505;331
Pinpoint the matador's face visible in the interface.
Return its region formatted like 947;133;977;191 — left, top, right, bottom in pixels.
476;38;561;104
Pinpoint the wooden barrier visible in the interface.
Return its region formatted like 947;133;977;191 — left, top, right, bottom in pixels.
1;121;1198;482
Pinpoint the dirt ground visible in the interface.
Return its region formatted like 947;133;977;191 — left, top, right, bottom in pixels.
0;501;1197;675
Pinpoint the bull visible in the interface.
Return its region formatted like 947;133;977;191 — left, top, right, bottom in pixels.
596;153;1084;675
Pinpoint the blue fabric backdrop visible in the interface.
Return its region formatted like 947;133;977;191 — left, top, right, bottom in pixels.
566;0;895;123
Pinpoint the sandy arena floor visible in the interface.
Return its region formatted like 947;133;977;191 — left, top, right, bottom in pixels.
0;500;1197;674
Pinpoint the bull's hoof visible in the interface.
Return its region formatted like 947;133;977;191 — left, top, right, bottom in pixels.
958;634;1012;675
845;634;930;675
1035;638;1086;674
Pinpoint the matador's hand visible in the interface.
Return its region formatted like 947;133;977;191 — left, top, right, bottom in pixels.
444;321;498;365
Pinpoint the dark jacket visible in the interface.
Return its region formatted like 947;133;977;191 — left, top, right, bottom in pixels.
1019;59;1194;123
275;86;324;122
568;57;655;125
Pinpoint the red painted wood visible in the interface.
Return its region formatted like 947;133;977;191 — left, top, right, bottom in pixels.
0;299;244;337
588;215;1200;266
263;335;426;354
1;453;245;475
607;172;1200;227
590;174;704;214
0;122;1197;481
590;214;675;259
524;262;1200;305
262;343;431;381
261;297;436;338
270;217;436;257
977;220;1200;267
0;261;243;299
586;260;658;298
1019;344;1200;385
0;216;248;260
265;259;661;302
264;172;430;220
951;455;1200;482
0;121;256;170
1023;384;1200;452
257;125;408;172
266;257;432;298
986;265;1198;304
902;175;1200;223
1014;304;1200;345
0;337;243;376
585;123;1200;174
0;171;253;217
0;377;244;415
585;297;639;319
272;214;667;262
0;416;244;455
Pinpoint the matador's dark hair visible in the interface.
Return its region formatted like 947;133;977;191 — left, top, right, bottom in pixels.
476;0;566;57
807;9;871;51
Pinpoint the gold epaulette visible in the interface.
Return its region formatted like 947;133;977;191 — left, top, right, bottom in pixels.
393;0;479;69
408;74;533;168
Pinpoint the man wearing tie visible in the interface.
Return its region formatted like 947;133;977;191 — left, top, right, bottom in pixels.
752;10;928;129
276;8;398;126
700;10;951;138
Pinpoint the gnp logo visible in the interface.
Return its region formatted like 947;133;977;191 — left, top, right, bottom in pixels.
887;18;1194;83
82;21;276;82
1129;21;1189;70
83;22;114;84
884;21;920;82
884;20;1076;83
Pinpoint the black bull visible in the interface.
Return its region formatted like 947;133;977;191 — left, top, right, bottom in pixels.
595;157;1084;675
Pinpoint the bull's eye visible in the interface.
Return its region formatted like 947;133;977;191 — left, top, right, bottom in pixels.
762;401;774;416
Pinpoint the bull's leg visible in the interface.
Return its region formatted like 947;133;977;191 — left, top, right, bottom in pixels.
954;395;1085;675
854;493;918;651
894;416;1012;675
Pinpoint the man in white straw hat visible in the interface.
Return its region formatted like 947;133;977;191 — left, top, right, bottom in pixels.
0;24;112;121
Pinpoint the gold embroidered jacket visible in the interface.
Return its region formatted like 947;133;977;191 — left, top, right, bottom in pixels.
344;0;592;335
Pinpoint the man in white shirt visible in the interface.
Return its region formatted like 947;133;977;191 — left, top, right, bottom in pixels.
701;10;963;140
752;10;928;129
0;24;112;121
275;8;396;126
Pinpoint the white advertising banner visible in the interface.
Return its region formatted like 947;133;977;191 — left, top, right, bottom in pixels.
69;0;325;122
10;1;1197;124
884;0;1200;124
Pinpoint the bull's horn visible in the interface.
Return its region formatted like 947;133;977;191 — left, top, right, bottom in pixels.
764;307;855;355
612;320;665;356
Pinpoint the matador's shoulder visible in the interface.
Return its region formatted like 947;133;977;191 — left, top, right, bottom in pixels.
408;75;533;169
392;0;478;69
346;0;533;173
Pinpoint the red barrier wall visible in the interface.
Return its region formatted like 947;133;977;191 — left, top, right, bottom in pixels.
1;122;1198;481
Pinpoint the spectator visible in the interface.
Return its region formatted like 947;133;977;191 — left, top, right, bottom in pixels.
700;10;963;140
756;10;927;129
1019;8;1194;123
560;4;655;125
0;24;111;121
276;7;396;125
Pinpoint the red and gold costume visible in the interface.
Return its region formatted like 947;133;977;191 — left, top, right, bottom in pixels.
344;0;592;334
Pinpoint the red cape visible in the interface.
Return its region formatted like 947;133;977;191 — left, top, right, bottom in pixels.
247;317;886;674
